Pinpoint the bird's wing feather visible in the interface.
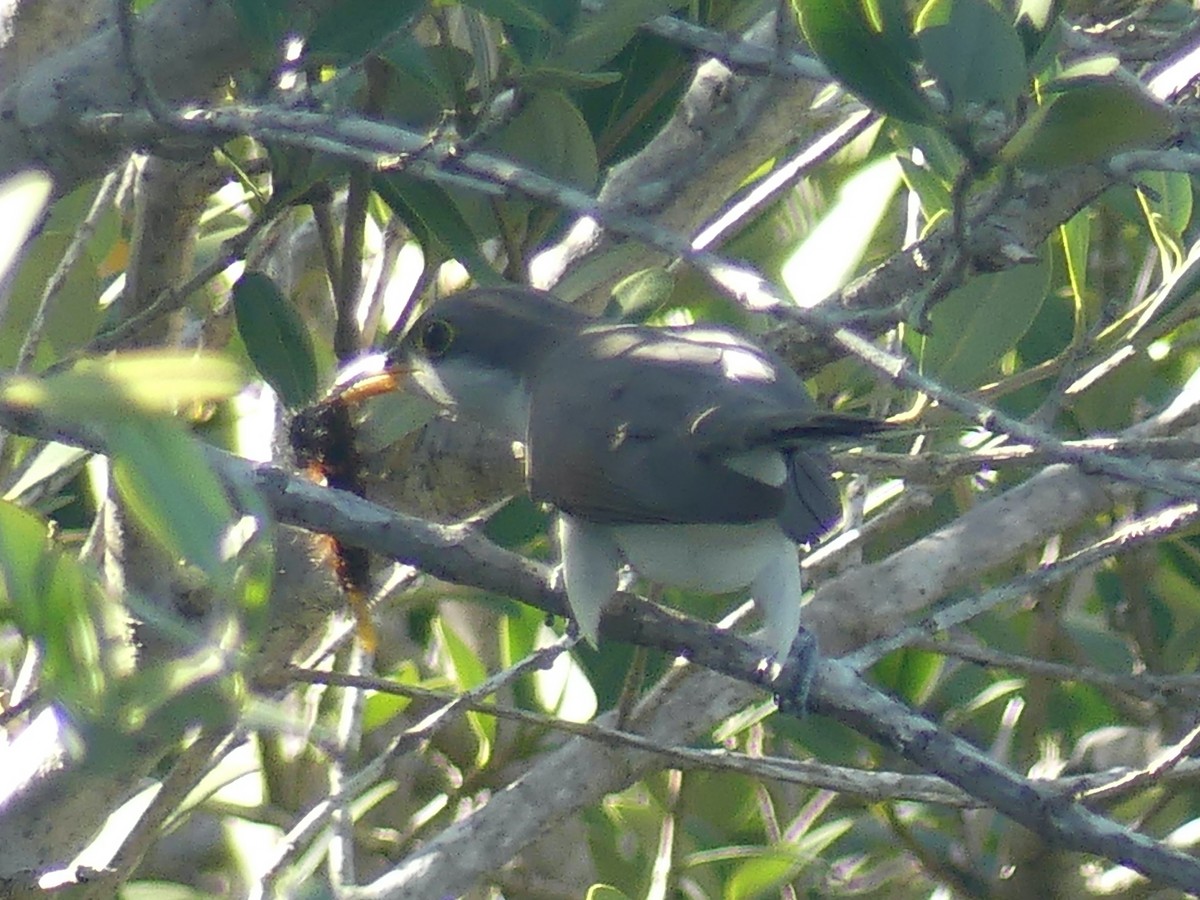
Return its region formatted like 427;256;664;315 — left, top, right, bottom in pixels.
526;325;843;534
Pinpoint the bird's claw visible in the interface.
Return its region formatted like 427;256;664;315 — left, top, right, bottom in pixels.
770;628;820;716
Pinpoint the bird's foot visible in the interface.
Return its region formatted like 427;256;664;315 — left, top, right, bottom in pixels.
768;628;820;716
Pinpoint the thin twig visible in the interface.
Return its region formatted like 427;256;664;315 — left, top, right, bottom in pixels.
847;500;1200;671
249;634;575;897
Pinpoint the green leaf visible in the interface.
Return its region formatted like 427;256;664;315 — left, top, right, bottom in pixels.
503;0;582;63
0;353;246;425
445;91;598;256
1015;0;1064;58
462;0;557;30
918;246;1052;388
586;887;634;900
134;652;239;727
550;0;687;73
916;0;1028;112
108;417;238;579
0;502;108;708
372;173;502;285
1140;170;1193;241
0;180;111;368
1014;0;1062;36
306;0;425;65
1002;80;1177;170
1044;54;1120;89
71;352;246;411
795;0;933;124
724;848;803;900
484;91;599;192
227;0;294;53
435;617;495;767
611;267;676;318
1058;208;1090;323
232;271;319;408
378;35;455;106
0;170;51;284
781;155;903;306
897;155;953;221
515;66;623;92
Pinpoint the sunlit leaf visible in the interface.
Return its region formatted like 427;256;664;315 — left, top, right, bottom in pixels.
0;170;52;285
782;155;903;307
585;886;634;900
897;155;952;221
1002;79;1177;170
0;180;109;368
796;0;933;123
1015;0;1064;58
73;352;247;410
435;616;495;767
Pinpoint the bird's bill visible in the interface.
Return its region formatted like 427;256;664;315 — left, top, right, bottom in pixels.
324;352;410;406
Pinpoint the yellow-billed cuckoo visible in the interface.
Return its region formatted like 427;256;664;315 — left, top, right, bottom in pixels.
392;286;882;663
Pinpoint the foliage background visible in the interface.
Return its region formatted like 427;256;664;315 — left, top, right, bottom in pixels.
2;0;1200;897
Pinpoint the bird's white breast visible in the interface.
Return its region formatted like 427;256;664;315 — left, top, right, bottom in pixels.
611;521;793;593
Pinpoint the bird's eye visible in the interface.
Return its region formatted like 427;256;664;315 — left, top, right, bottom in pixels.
421;319;454;357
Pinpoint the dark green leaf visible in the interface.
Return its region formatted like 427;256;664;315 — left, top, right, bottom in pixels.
515;66;623;92
306;0;425;65
227;0;294;53
1002;80;1178;170
796;0;933;124
919;246;1052;387
916;0;1028;112
868;0;921;61
550;0;687;73
483;91;598;193
462;0;556;31
232;271;319;408
611;268;676;318
504;0;581;62
378;35;454;105
372;173;502;285
449;91;598;247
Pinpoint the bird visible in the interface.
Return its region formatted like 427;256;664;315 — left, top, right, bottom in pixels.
390;285;883;665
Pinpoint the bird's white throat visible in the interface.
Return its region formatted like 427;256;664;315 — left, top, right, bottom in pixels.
413;357;530;440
